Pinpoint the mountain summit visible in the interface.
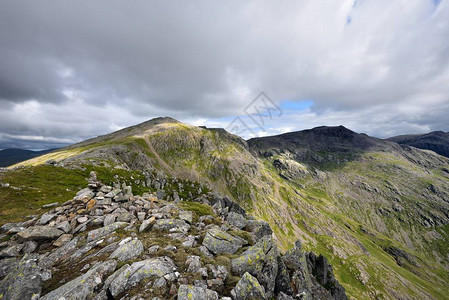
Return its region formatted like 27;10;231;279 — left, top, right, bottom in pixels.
2;118;449;299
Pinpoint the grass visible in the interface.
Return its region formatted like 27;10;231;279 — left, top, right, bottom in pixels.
0;165;88;224
178;201;215;218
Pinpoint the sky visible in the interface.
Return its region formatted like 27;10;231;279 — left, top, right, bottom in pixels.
0;0;448;149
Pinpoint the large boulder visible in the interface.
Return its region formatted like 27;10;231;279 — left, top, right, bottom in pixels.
230;272;266;300
231;236;278;298
86;222;128;242
0;254;44;300
110;238;144;261
202;227;247;255
17;226;64;241
40;260;116;300
177;284;219;300
108;257;176;297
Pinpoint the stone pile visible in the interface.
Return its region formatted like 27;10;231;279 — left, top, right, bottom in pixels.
0;171;347;300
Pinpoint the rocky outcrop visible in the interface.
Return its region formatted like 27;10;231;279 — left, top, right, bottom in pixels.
231;236;278;298
0;171;346;300
231;272;266;300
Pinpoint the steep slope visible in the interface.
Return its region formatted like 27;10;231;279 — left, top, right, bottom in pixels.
388;131;449;158
0;148;56;167
6;119;449;299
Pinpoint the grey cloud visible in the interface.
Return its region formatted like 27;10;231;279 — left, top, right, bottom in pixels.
0;0;448;149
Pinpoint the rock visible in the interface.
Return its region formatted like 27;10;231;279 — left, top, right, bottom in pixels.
179;210;193;224
156;190;165;200
74;188;95;202
177;285;219;300
52;234;73;247
226;212;247;229
207;278;224;291
231;236;278;298
137;212;146;221
38;212;57;225
245;220;272;240
153;219;190;232
230;272;266;300
17;226;64;241
103;214;116;227
208;265;228;280
42;202;59;208
56;221;72;233
164;245;177;252
108;257;176;297
186;256;203;274
110;238;144;261
148;245;160;254
153;277;168;292
105;189;121;198
199;245;213;258
277;292;295;300
0;222;24;234
77;216;89;223
202;227;246;255
307;253;348;300
87;222;128;242
0;244;24;258
23;240;38;254
275;255;293;296
0;254;44;300
0;257;17;277
139;216;156;232
117;211;134;222
86;199;97;210
182;235;197;247
39;236;81;268
40;260;117;300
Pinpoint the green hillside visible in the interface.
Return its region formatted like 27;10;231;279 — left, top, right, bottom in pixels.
3;117;449;299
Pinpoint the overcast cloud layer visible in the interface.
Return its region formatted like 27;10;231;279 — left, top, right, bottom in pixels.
0;0;448;149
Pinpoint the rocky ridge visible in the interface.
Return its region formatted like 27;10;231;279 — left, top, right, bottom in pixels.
0;171;347;300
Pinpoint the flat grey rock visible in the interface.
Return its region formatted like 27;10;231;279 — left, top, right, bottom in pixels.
87;222;128;242
202;227;246;255
110;238;144;261
108;257;176;297
17;226;64;241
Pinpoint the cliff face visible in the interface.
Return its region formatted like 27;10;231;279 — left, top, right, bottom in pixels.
3;119;449;299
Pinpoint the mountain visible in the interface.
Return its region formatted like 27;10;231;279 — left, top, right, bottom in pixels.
2;118;449;299
0;148;56;167
388;131;449;158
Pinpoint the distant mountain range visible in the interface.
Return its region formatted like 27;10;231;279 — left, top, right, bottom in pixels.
388;131;449;158
0;148;56;167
